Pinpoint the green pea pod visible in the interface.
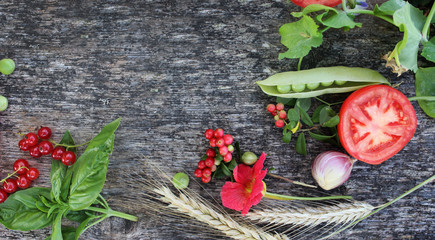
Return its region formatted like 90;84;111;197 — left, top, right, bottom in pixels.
256;66;390;98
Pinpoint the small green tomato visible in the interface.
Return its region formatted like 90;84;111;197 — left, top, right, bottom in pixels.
241;152;258;165
291;83;306;92
0;59;16;75
0;95;8;112
277;85;291;93
172;172;189;189
320;81;334;87
306;82;320;90
334;80;347;85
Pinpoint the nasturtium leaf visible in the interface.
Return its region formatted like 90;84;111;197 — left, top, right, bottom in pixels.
288;108;300;122
308;131;336;141
391;2;426;73
296;98;311;112
312;104;328;123
296;133;307;155
279;15;323;59
316;11;362;29
322;115;340;127
374;0;406;16
291;4;336;18
422;37;435;63
415;67;435;118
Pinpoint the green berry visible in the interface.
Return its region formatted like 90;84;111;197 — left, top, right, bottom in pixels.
241;152;258;165
172;172;189;189
277;85;291;93
0;95;8;112
0;59;15;75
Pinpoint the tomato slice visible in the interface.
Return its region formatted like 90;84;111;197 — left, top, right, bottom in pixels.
338;85;417;165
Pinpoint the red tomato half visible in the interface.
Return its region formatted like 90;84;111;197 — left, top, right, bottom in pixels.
338;85;417;165
290;0;342;8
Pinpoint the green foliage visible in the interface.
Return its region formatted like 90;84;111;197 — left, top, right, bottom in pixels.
422;37;435;62
415;67;435;118
296;133;307;155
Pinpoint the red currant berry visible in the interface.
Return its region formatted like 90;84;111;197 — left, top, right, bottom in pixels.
223;152;233;162
206;148;216;158
223;134;233;145
18;139;30;151
219;146;228;156
37;127;52;139
210;164;217;172
205;157;215;168
25;132;39;147
216;138;225;148
275;119;285;128
0;189;8;203
3;179;18;193
276;103;284;111
209;138;217;147
202;168;212;178
29;145;42;158
38;141;53;155
271;111;277;116
194;168;203;178
204;129;214;140
61;151;76;166
13;159;29;175
214;128;224;138
201;175;211;183
16;175;31;189
26;168;39;181
52;146;66;160
267;104;276;113
197;160;206;169
278;110;287;119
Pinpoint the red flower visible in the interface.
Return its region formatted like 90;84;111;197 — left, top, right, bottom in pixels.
290;0;341;8
220;152;267;215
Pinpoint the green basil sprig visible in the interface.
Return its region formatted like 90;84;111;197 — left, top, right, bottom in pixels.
0;118;138;240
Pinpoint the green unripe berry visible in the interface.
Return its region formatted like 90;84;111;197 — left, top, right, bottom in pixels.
306;82;320;90
0;59;16;75
277;85;291;93
172;172;189;189
227;144;234;152
291;83;306;92
0;95;8;112
241;152;258;165
335;80;347;85
320;81;334;87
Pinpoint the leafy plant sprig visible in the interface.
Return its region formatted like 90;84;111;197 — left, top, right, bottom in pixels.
0;118;138;240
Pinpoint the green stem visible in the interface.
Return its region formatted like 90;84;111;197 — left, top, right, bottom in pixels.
86;206;138;222
264;192;352;201
422;1;435;42
0;166;28;183
321;175;435;240
408;96;435;101
315;97;344;106
297;57;303;71
50;139;90;149
267;172;317;188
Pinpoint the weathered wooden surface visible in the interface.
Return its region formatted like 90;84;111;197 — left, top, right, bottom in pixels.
0;0;433;239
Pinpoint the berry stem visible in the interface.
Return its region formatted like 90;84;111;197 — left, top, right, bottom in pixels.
267;172;317;188
50;139;91;149
86;206;138;222
0;166;28;183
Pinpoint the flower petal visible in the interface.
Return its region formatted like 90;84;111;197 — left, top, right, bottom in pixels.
241;192;263;216
253;152;266;174
233;164;254;185
221;182;248;211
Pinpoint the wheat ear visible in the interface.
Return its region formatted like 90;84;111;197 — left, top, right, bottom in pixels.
154;186;289;240
247;201;374;227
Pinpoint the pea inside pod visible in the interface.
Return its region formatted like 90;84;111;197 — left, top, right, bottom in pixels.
256;66;390;99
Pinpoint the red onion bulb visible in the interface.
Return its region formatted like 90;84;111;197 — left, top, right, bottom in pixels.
312;151;356;190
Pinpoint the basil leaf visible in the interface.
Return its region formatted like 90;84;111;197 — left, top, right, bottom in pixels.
221;164;232;176
65;210;91;223
296;133;307;156
60;167;74;202
296;98;311;112
52;210;65;240
51;130;76;203
227;159;237;171
308;131;336;141
0;187;54;231
75;216;98;240
298;106;314;127
319;106;335;124
45;227;76;240
312;104;328;123
287;108;300;122
85;118;121;151
212;166;227;179
282;131;292;144
279;15;323;59
415;67;435;118
322;115;340;127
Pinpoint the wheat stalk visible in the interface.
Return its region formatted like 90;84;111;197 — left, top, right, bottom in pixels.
247;201;374;227
154;186;289;240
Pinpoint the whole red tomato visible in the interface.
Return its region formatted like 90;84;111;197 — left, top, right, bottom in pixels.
291;0;342;8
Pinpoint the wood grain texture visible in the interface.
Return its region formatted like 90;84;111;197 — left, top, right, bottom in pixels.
0;0;433;239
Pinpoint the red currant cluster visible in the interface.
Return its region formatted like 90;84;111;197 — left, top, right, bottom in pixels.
267;103;287;128
0;159;39;203
18;127;76;166
194;128;234;183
